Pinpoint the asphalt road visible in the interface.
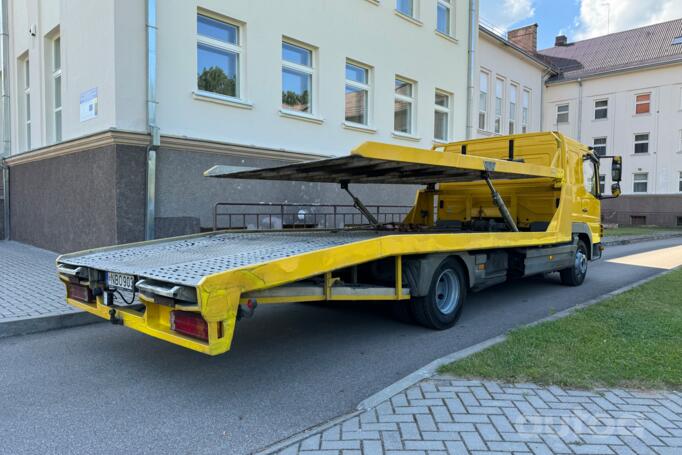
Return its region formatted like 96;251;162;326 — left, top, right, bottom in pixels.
1;238;680;455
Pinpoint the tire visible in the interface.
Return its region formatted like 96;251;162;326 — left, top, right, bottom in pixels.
560;240;589;286
410;258;467;330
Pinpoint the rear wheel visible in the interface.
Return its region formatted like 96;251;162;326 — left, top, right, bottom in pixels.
411;258;467;330
560;240;589;286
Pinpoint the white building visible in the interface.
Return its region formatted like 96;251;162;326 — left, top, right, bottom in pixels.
1;0;474;251
474;24;550;139
537;19;682;226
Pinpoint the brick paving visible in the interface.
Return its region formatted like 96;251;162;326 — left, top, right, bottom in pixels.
0;241;75;321
273;378;682;455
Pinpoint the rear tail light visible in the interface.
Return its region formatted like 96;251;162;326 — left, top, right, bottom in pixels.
170;311;220;341
67;284;94;303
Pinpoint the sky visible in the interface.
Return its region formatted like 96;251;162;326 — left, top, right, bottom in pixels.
479;0;682;49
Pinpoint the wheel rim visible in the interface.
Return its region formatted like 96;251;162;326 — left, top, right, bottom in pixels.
575;249;588;278
435;269;460;314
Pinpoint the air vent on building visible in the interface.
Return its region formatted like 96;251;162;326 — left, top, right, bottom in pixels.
672;36;682;45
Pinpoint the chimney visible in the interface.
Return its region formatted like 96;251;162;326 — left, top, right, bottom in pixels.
555;35;568;46
507;23;538;52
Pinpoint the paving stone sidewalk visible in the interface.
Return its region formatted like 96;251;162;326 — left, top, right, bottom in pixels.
271;378;682;455
0;241;95;336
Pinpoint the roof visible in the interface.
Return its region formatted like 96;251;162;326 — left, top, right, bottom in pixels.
479;25;555;71
538;18;682;83
204;141;563;185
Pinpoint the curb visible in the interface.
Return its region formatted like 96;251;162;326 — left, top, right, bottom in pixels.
357;266;679;411
254;266;679;454
602;232;682;247
0;311;102;339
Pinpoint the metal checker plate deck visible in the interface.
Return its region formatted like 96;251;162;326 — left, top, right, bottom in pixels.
59;231;389;286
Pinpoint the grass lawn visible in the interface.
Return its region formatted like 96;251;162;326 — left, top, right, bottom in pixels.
439;268;682;390
604;226;682;237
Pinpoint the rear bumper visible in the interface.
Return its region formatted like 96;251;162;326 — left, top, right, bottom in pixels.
64;293;232;356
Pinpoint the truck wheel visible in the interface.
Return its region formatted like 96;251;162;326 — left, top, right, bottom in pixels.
560;240;588;286
411;258;467;330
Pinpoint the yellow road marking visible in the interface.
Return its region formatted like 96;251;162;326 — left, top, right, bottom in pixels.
607;244;682;270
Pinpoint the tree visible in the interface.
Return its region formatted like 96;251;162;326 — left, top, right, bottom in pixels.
198;66;236;97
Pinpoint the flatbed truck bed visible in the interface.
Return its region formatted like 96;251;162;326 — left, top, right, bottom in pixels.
57;132;623;355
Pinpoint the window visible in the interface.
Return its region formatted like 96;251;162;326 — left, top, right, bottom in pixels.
594;99;608;120
679;129;682;152
635;93;650;114
478;72;489;130
494;78;503;134
20;56;30;151
633;173;648;193
634;133;649;154
282;41;314;113
345;62;370;126
677;216;682;227
672;35;682;45
436;0;452;35
522;89;530;133
599;174;606;194
583;159;597;196
197;14;241;99
630;215;647;225
396;0;415;17
434;90;451;142
52;36;62;143
394;77;415;134
556;104;569;123
593;137;607;156
508;84;517;134
679;171;682;192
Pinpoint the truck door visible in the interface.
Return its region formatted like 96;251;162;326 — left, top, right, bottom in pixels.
580;158;601;231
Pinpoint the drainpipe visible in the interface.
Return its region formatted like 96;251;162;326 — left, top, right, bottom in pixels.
576;78;583;141
1;0;11;240
465;0;478;140
145;0;159;240
539;69;551;131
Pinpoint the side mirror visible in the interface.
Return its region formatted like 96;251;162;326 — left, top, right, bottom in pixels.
611;183;621;198
611;156;622;182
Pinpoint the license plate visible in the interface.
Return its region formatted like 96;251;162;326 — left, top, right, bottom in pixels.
107;272;136;291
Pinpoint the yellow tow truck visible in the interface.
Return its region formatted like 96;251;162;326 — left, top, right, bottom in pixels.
57;132;622;355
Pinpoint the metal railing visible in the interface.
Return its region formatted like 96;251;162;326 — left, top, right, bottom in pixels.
213;202;412;231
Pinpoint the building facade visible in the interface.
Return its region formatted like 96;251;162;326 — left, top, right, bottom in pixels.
2;0;473;251
537;20;682;226
474;24;550;139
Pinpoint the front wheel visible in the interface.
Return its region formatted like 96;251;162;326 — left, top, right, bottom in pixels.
560;240;589;286
411;258;467;330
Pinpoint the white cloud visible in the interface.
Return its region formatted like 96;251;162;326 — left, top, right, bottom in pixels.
479;0;536;30
573;0;682;41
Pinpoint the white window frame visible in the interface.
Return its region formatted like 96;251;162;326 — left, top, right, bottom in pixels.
396;0;418;19
522;89;530;133
52;36;62;143
508;83;518;134
436;0;453;36
635;92;651;115
394;76;417;136
678;129;682;153
633;172;648;193
678;171;682;193
634;133;649;154
478;70;489;131
434;89;451;142
594;98;608;120
281;38;317;117
556;103;569;124
593;137;607;156
196;12;243;101
20;56;30;151
344;60;372;127
494;77;504;134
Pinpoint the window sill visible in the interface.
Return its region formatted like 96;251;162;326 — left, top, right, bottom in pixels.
193;91;254;110
477;128;494;137
435;30;458;44
392;131;421;142
433;139;449;145
365;0;380;5
394;10;423;27
343;122;377;134
279;109;324;124
592;118;608;122
633;113;652;117
630;153;651;156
